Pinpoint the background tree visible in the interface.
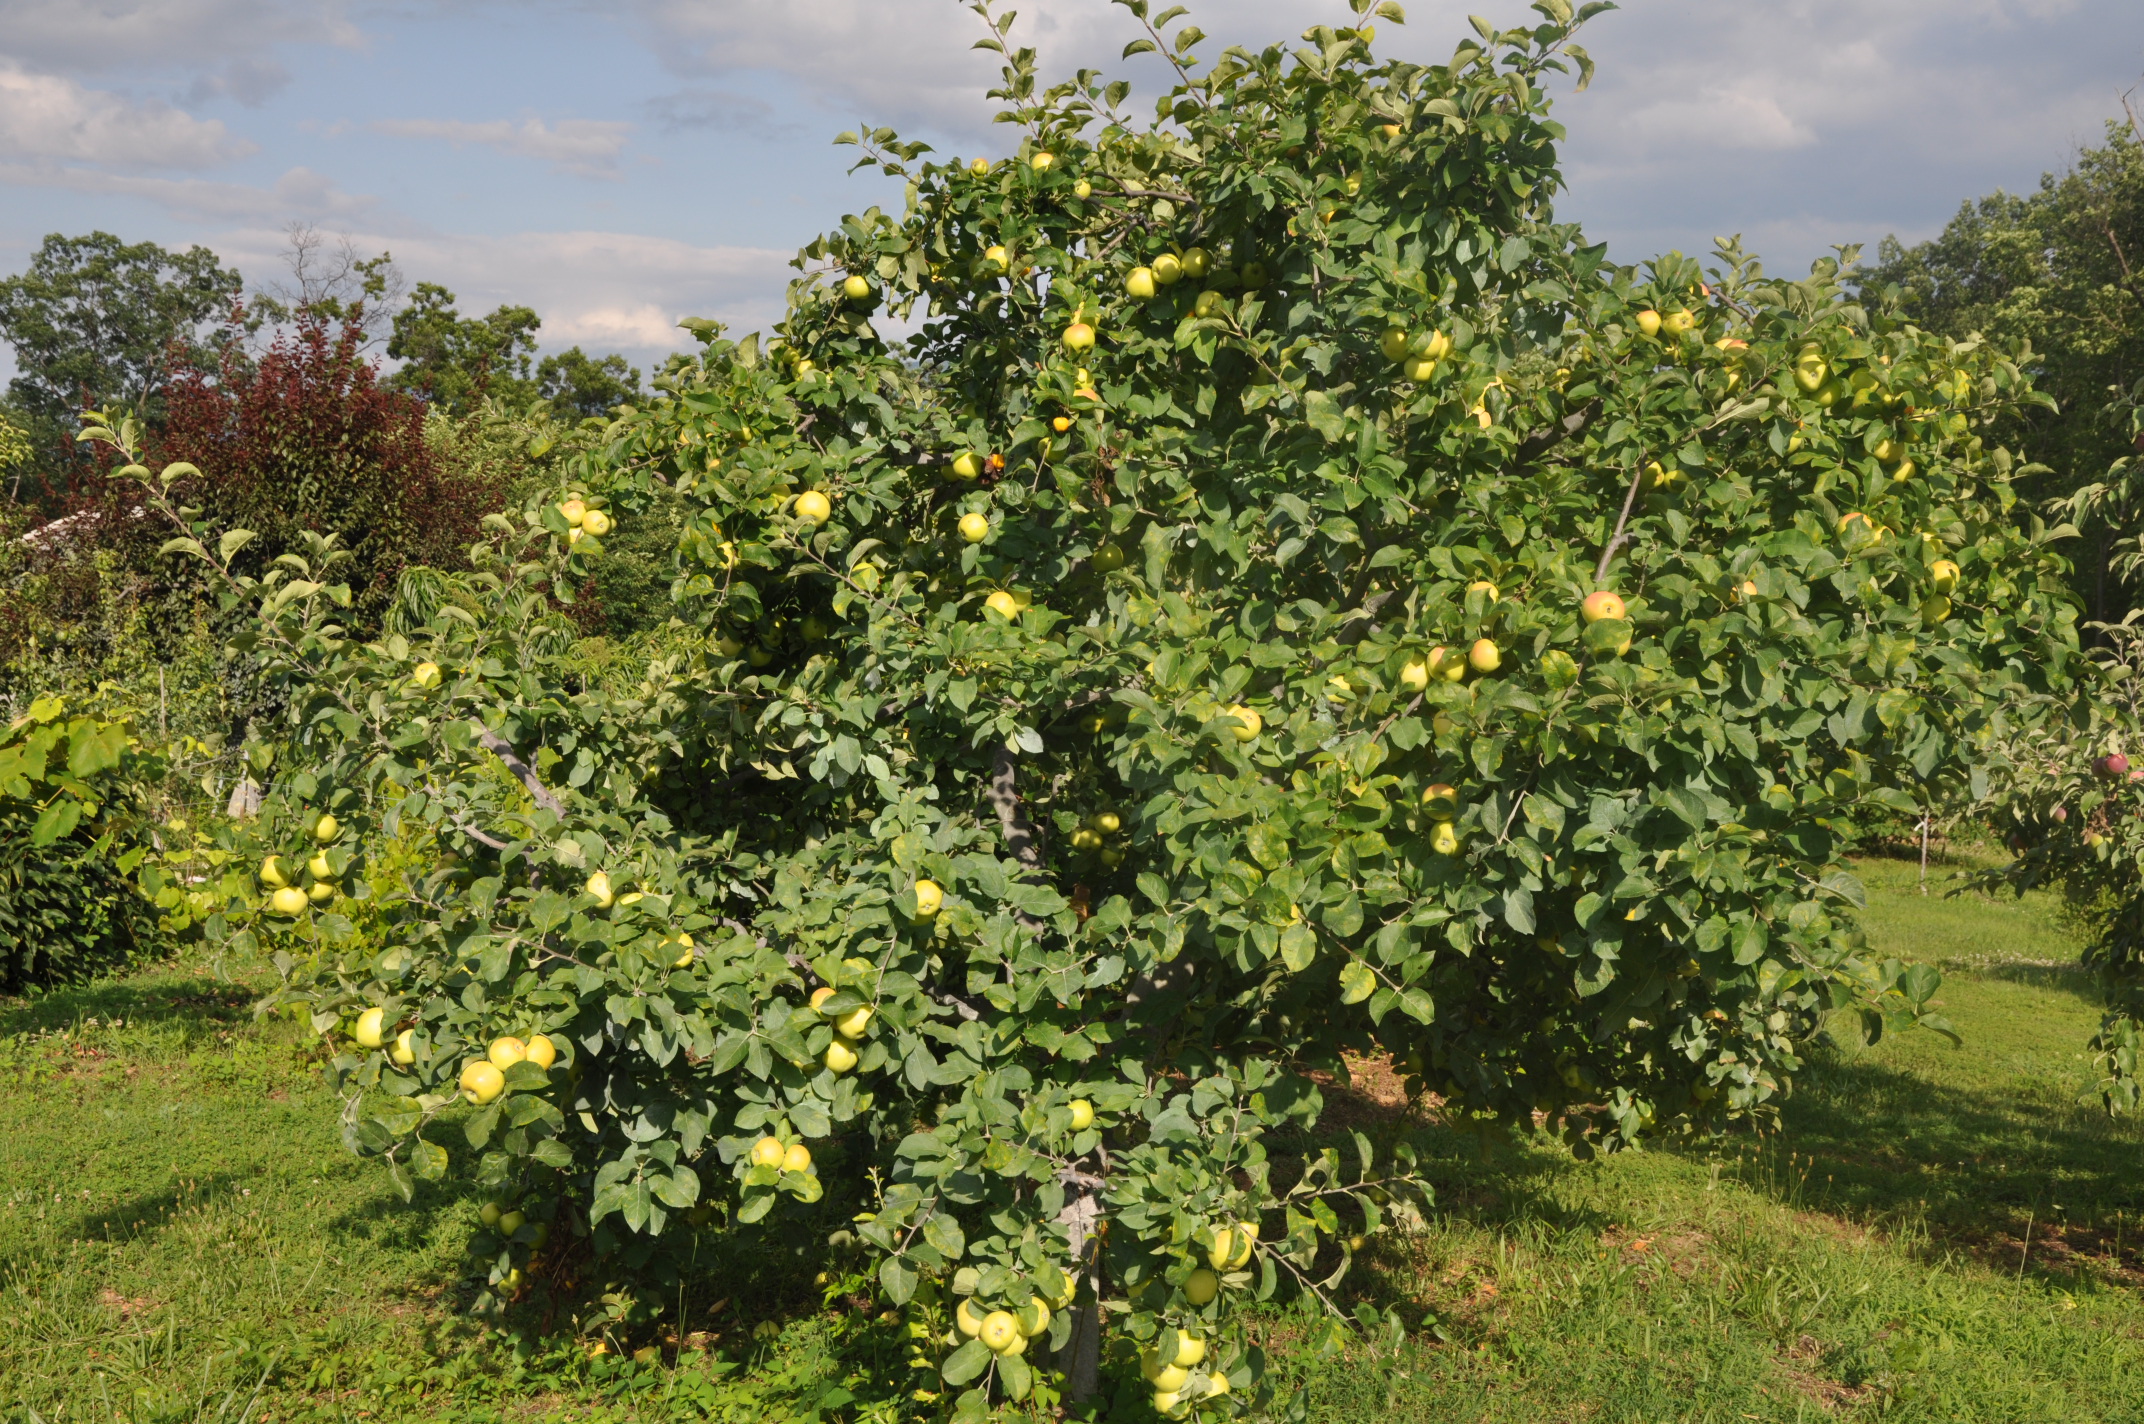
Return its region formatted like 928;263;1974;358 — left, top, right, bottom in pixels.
537;348;643;420
384;284;542;411
0;232;246;497
1866;110;2144;621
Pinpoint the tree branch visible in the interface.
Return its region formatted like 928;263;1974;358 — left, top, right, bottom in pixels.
1513;398;1601;471
987;742;1049;936
1595;463;1648;586
474;723;565;819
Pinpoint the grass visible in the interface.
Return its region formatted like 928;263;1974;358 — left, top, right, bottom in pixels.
3;853;2142;1422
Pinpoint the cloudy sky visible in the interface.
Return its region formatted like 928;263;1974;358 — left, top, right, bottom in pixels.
2;0;2141;374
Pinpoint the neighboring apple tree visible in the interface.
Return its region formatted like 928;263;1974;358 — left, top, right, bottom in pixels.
99;0;2081;1414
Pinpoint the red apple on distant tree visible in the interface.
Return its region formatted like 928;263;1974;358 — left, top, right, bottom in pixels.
2098;753;2130;779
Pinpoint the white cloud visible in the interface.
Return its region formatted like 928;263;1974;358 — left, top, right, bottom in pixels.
0;162;374;223
0;0;359;77
0;61;253;168
369;116;634;179
213;225;794;363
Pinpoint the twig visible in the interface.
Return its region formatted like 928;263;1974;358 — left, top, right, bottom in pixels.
1595;464;1647;585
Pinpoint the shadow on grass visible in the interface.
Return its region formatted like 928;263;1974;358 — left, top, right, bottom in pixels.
0;973;255;1036
1736;1047;2144;1282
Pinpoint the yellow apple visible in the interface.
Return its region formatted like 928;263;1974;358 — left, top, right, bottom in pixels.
793;490;832;525
1662;309;1696;335
979;1310;1020;1353
1402;356;1437;383
1146;1360;1190;1391
581;509;612;537
912;879;944;919
1151;253;1183;285
669;933;696;968
970;158;992;176
782;1142;813;1174
391;1028;417;1065
1062;322;1096;351
314;814;340;843
982;244;1009;273
950;451;982;480
1184;1268;1219;1304
1431;820;1462;856
834;1005;872;1038
1931;559;1960;592
488;1036;528;1070
1068;1098;1094;1130
1127;266;1157;299
259;855;288;888
308;851;332;880
825;1040;858;1073
524;1034;557;1069
1030;150;1054;170
354;1007;386;1048
1634;310;1662;337
412;661;441;689
1181;247;1210;279
559;498;587;526
269;886;309;916
1380;327;1411;361
1399;656;1430;692
1152;1391;1184;1417
1073;179;1092;199
498;1209;525;1236
985;590;1022;620
1468;580;1499;602
460;1060;506;1105
1581;590;1626;623
585;871;614;907
1222;704;1262;743
749;1136;786;1168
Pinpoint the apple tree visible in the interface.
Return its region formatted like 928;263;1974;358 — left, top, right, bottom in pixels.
96;0;2081;1413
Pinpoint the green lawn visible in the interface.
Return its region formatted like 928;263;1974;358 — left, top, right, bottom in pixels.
4;854;2141;1423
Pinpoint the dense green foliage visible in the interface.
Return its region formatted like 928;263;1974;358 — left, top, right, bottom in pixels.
84;0;2095;1415
1867;115;2144;620
0;697;165;990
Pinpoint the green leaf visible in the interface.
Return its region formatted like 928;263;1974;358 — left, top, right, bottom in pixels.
1339;962;1376;1005
30;799;81;847
880;1254;920;1305
941;1337;992;1386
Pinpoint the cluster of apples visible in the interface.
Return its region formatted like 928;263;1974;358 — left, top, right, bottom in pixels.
557;496;614;544
349;1001;559;1106
953;1266;1077;1359
458;1031;559;1105
1378;324;1452;384
1068;808;1126;868
807;983;875;1073
1790;345;1915;427
746;1134;818;1176
1138;1222;1257;1412
260;813;343;916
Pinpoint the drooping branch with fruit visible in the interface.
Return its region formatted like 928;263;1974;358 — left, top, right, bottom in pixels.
101;0;2085;1415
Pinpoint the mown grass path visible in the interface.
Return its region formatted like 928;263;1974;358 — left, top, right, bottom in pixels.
3;854;2140;1422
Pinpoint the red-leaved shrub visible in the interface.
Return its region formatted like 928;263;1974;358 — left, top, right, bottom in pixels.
151;314;503;621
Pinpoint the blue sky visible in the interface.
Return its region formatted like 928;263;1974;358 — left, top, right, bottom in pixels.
3;0;2141;375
